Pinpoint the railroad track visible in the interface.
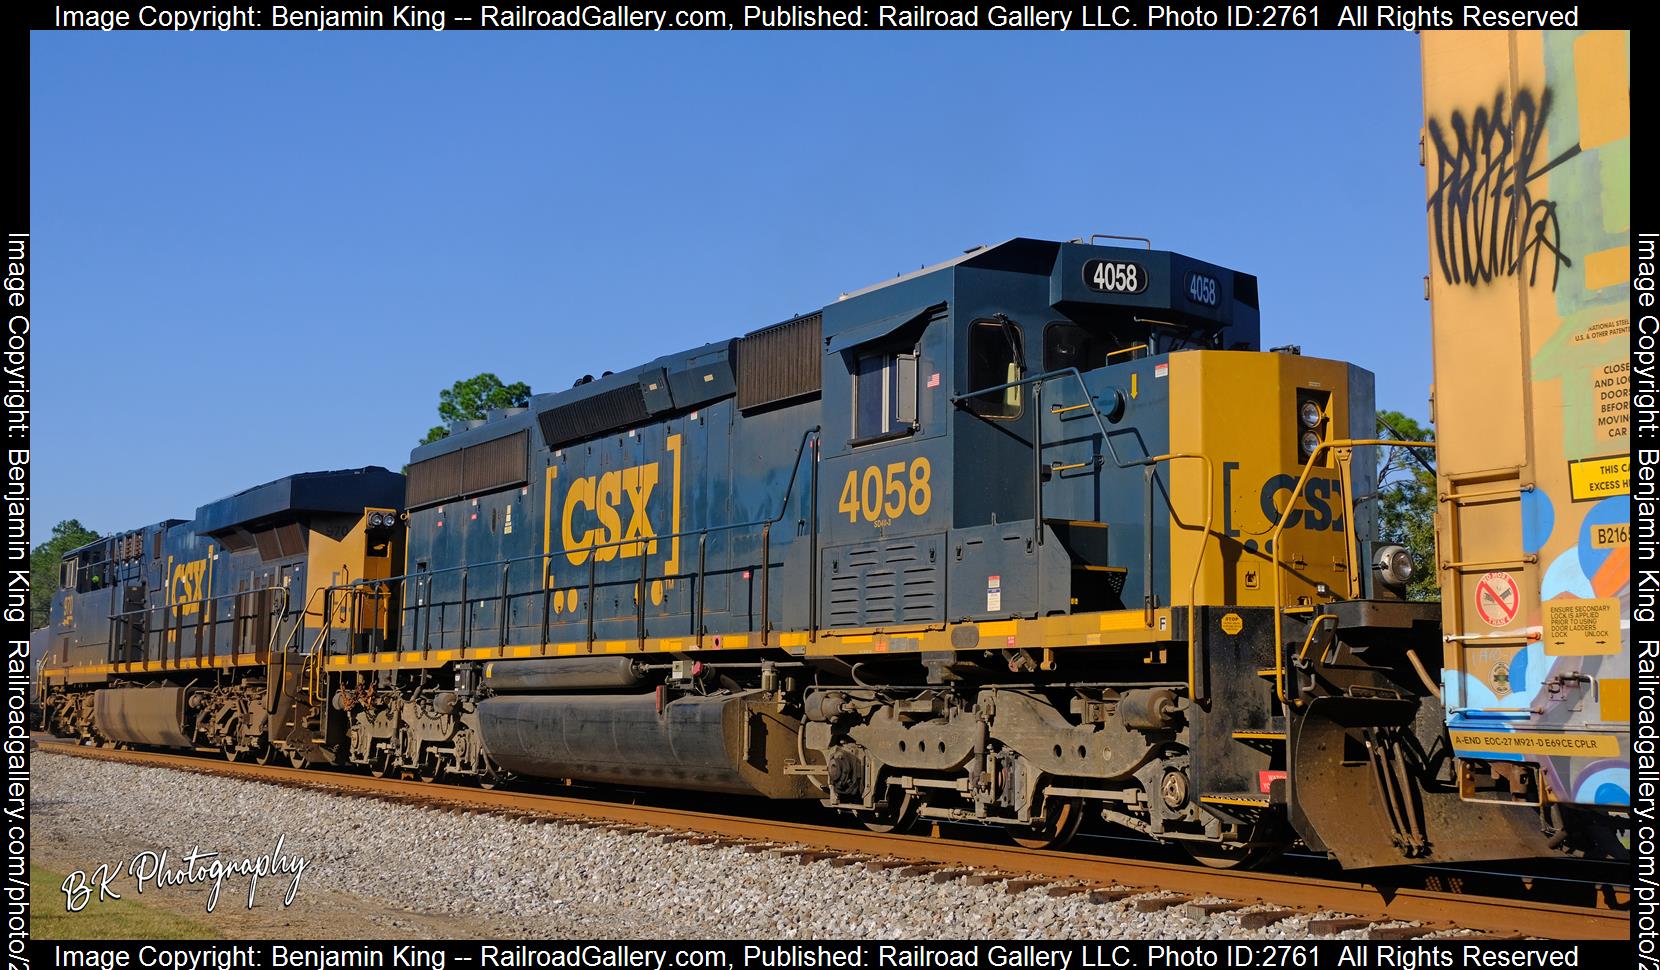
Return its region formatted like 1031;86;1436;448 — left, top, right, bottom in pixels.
35;739;1629;941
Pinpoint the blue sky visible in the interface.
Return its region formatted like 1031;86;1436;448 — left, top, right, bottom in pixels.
30;30;1429;539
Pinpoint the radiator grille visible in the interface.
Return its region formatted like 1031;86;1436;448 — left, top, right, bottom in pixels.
252;522;308;562
406;450;464;508
738;313;822;412
538;383;650;448
461;430;528;495
407;430;529;509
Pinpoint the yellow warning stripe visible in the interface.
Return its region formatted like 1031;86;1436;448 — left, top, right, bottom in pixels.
45;608;1177;676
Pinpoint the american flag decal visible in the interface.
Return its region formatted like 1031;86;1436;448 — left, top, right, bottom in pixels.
926;372;941;388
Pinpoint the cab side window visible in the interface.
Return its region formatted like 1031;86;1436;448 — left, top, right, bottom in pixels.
965;320;1023;419
852;345;918;443
1045;322;1106;372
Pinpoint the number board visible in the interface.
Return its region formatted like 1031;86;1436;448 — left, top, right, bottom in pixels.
1185;271;1219;306
1082;259;1149;295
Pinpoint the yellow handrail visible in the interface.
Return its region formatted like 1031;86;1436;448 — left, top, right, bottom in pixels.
1270;439;1436;705
1335;450;1361;599
1142;452;1214;705
1297;613;1340;665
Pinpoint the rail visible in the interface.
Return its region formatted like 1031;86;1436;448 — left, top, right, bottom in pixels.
38;739;1631;942
323;427;822;659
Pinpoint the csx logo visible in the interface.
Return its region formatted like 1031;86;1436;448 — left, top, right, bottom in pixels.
1259;473;1345;532
172;557;209;615
561;462;660;565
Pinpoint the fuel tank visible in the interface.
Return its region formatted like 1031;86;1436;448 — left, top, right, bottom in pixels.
94;686;193;747
475;689;817;799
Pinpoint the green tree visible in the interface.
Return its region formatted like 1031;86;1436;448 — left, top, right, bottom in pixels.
30;519;100;628
1375;410;1438;601
421;373;532;445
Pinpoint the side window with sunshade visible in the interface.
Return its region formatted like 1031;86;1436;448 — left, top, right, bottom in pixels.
852;345;919;443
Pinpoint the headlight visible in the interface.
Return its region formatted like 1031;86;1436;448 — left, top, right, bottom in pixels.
1375;544;1414;589
1300;430;1321;458
1299;400;1323;428
369;512;385;527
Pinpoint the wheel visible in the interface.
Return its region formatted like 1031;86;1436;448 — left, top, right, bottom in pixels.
476;757;512;790
288;748;309;770
221;721;245;762
252;742;276;765
861;790;919;834
1011;798;1085;851
1183;835;1285;870
367;746;392;779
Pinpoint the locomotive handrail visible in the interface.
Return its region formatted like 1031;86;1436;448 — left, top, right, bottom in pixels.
106;582;293;667
266;584;326;714
952;365;1156;473
1142;452;1213;704
1268;439;1438;706
325;426;822;655
954;365;1215;703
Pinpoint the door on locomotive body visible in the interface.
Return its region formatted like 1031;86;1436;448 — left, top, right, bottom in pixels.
1031;320;1137;615
948;314;1040;620
817;306;950;632
278;560;305;651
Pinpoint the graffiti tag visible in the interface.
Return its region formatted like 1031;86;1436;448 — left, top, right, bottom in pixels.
1426;89;1579;291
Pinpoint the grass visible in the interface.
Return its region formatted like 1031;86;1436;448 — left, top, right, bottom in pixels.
30;865;221;940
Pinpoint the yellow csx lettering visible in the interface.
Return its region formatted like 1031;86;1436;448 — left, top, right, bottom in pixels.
562;463;660;565
172;558;208;615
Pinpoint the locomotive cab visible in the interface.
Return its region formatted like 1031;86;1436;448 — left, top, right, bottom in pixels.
807;239;1548;866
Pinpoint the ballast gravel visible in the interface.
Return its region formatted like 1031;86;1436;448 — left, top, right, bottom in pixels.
30;753;1415;940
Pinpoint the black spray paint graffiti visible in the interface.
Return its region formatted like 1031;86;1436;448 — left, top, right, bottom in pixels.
1426;89;1581;291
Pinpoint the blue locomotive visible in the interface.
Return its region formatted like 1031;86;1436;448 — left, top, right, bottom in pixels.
37;238;1606;868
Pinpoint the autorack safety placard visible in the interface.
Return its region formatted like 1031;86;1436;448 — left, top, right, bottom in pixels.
1474;571;1521;627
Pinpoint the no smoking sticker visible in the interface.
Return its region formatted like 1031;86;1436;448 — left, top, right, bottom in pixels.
1474;571;1521;627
